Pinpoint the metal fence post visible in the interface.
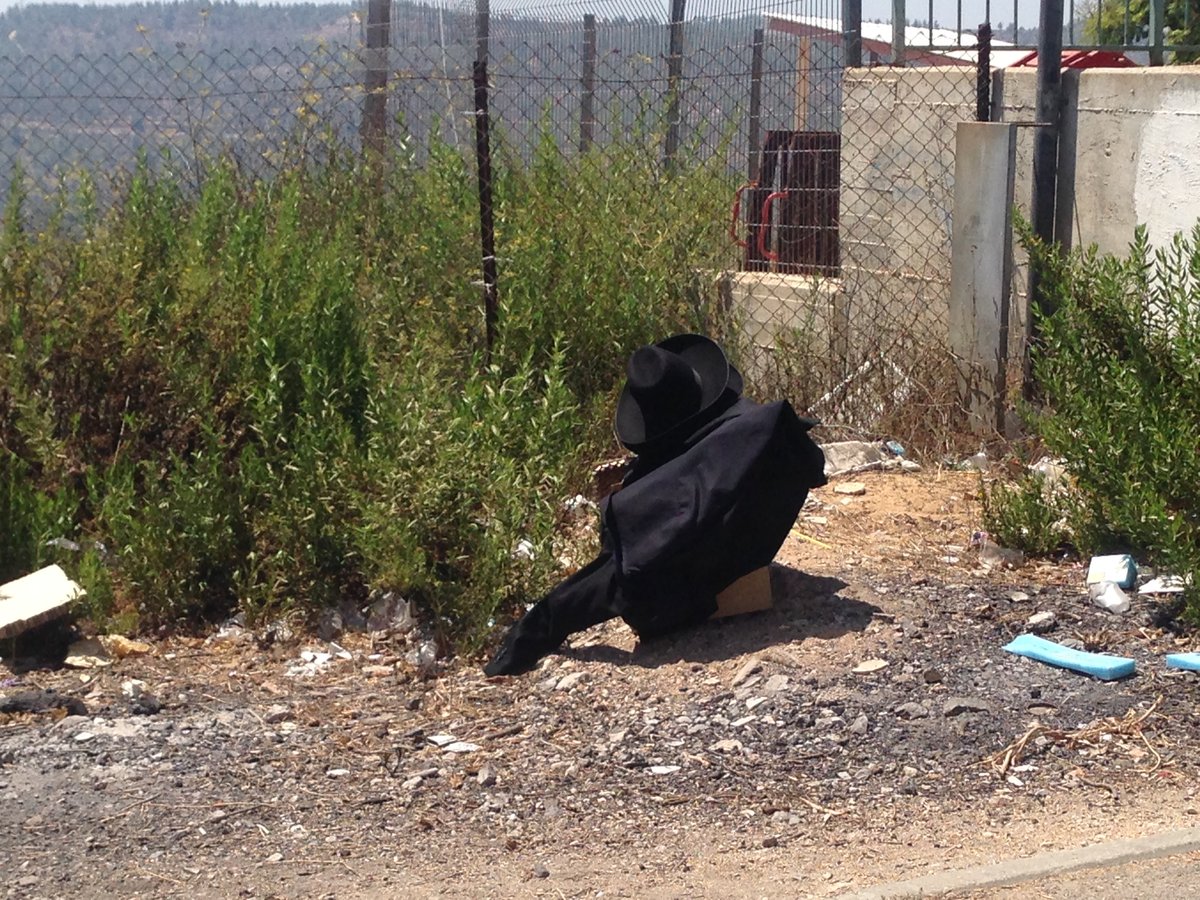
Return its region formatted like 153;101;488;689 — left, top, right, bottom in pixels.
976;23;992;121
360;0;390;156
1150;0;1166;66
664;0;686;174
891;0;906;65
476;0;489;64
1026;0;1065;398
580;13;597;153
843;0;862;68
748;27;764;182
474;1;497;359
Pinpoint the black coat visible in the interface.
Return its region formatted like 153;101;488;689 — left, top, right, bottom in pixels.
484;398;826;676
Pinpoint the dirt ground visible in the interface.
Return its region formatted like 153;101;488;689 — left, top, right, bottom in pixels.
4;467;1200;899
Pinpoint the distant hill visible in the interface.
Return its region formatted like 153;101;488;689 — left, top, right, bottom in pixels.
1;2;363;56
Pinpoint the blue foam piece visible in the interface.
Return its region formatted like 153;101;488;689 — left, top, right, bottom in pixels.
1003;633;1136;681
1165;653;1200;672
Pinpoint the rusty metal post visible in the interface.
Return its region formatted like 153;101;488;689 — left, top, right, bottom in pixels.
664;0;686;174
748;27;764;182
976;23;992;122
580;13;597;152
360;0;390;156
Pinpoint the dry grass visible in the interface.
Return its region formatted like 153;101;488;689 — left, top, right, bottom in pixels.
988;695;1166;777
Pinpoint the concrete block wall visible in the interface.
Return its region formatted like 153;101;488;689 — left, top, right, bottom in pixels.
839;66;976;356
996;65;1200;367
728;64;1200;425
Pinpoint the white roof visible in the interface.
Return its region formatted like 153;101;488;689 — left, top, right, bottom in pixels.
766;13;1032;68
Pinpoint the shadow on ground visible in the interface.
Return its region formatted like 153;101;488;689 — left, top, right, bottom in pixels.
565;563;879;668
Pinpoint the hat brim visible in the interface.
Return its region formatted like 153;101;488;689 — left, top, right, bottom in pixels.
615;334;731;449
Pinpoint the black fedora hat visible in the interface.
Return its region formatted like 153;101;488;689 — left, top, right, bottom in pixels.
615;334;739;450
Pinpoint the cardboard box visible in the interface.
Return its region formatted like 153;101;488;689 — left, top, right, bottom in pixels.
712;566;773;618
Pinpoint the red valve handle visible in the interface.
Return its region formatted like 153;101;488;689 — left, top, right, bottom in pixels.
729;181;755;249
757;190;788;263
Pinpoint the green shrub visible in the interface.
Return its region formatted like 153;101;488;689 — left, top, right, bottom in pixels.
989;221;1200;614
980;471;1069;557
0;131;738;646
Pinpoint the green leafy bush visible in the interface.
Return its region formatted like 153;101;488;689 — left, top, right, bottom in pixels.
980;471;1069;558
987;221;1200;614
0;132;739;646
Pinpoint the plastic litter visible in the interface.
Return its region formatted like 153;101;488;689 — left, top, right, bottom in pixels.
285;650;333;678
1003;633;1135;681
1139;576;1186;595
406;640;438;677
1089;581;1131;614
1165;653;1200;672
1085;554;1137;589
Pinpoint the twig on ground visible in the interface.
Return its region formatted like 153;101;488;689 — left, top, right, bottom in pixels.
988;696;1164;776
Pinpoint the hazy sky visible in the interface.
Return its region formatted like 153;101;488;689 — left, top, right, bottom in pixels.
0;0;1050;30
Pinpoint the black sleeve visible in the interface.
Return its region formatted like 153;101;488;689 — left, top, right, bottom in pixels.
483;552;623;676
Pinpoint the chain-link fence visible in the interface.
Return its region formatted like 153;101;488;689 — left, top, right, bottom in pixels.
1;0;999;441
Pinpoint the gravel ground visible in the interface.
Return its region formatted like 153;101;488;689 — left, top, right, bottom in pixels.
3;469;1199;898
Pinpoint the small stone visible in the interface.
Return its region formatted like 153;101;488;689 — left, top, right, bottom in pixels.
745;696;767;711
267;852;284;863
326;768;350;778
649;765;680;775
263;704;291;725
555;672;586;691
130;693;161;715
731;657;763;687
902;765;919;777
894;702;928;719
708;738;743;753
209;809;229;823
1027;611;1057;634
17;876;38;888
922;668;943;684
762;674;790;695
74;731;96;743
834;482;866;496
401;775;423;790
899;459;922;472
477;765;497;787
852;658;888;674
444;741;481;754
761;836;779;848
943;696;992;717
362;665;393;678
849;714;869;735
1010;591;1031;603
532;862;550;879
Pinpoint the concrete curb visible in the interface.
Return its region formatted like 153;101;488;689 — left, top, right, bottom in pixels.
842;827;1200;899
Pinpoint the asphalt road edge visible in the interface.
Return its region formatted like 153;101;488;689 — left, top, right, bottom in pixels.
842;826;1200;899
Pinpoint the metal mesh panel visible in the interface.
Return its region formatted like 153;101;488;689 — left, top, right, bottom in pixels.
1;0;985;438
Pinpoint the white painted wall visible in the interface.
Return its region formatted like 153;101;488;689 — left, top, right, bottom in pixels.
1000;66;1200;256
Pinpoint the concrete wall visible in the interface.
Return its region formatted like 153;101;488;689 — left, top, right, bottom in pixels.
999;66;1200;257
725;66;977;424
996;65;1200;368
839;66;977;350
728;65;1200;426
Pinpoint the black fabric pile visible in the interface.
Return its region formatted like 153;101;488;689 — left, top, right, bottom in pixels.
484;334;827;676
